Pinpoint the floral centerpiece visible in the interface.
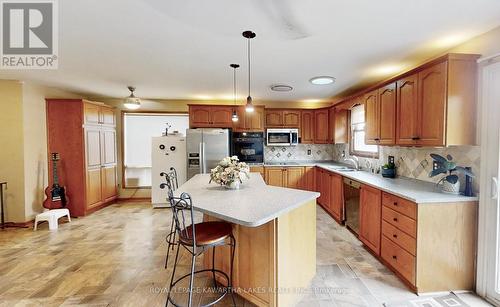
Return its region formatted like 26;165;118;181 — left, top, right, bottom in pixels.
209;156;250;189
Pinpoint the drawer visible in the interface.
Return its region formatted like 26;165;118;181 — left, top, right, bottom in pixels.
381;236;416;284
382;220;416;256
382;192;417;219
382;206;417;238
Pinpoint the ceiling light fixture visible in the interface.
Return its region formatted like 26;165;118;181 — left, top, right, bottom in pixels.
123;86;141;110
309;76;336;85
270;84;293;92
243;30;256;113
230;63;240;122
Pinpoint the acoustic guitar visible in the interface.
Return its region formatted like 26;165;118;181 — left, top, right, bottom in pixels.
43;153;69;209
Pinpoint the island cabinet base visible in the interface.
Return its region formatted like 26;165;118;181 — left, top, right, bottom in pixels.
203;200;317;307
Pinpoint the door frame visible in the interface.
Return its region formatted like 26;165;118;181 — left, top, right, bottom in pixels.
476;54;500;305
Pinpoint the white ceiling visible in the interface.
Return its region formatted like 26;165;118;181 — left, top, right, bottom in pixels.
2;0;500;102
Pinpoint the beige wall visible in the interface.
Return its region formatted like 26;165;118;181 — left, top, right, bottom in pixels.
450;26;500;59
0;80;82;222
22;82;82;221
0;80;25;222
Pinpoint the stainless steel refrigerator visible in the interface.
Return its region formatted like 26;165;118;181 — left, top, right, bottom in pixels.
186;129;230;180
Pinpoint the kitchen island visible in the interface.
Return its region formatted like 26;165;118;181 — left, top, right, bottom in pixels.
176;173;320;307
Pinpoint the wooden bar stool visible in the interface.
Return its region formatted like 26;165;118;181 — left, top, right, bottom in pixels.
162;177;236;307
160;167;179;269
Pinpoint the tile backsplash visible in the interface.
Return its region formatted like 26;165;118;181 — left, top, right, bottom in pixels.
264;144;334;162
333;144;481;194
264;143;481;194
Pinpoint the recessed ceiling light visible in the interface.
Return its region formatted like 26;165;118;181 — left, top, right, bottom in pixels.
310;76;335;85
270;84;293;92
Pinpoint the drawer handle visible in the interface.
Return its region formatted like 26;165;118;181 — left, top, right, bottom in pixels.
393;234;398;238
393;217;398;222
393;202;398;206
392;255;397;260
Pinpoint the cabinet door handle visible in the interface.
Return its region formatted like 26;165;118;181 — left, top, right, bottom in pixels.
374;138;380;141
411;136;420;140
393;217;398;222
393;234;398;238
393;202;398;206
392;255;397;260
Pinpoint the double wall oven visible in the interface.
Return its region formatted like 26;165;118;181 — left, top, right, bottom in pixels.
232;132;264;163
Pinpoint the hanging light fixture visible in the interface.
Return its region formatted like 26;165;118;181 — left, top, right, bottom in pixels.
230;64;240;122
123;86;141;110
242;30;256;113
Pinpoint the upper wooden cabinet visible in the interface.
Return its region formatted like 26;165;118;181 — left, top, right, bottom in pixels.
265;109;301;128
189;105;233;128
84;102;115;127
396;74;419;145
314;108;330;144
364;90;379;144
365;83;396;145
328;107;335;143
334;109;349;144
233;106;265;132
300;110;315;144
378;83;397;145
396;56;479;146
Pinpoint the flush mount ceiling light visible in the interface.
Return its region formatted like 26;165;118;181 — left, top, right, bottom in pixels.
270;84;293;92
243;30;256;113
123;86;141;110
230;63;240;122
309;76;336;85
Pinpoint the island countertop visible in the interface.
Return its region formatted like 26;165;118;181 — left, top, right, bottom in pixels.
175;173;319;227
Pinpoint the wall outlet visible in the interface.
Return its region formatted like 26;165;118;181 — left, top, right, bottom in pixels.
388;155;395;165
307;149;312;155
433;161;439;171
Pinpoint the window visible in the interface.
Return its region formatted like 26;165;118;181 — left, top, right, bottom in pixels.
349;105;378;157
123;112;189;188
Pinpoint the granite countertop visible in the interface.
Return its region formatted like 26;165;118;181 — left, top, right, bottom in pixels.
176;173;320;227
260;160;478;204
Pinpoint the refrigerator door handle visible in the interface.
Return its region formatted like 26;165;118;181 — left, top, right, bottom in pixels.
199;142;203;174
202;142;207;173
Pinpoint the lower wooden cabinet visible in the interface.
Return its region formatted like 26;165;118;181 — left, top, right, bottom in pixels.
302;167;316;191
359;184;382;255
264;166;304;189
265;167;285;187
330;173;344;221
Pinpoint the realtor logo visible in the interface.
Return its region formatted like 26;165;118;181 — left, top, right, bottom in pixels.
1;0;58;69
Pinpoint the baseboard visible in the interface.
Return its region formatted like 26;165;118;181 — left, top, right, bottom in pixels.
116;197;151;203
0;220;33;228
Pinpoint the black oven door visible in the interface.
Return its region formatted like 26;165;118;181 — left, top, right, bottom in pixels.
232;133;264;163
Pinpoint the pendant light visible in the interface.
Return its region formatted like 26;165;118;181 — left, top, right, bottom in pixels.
242;30;256;113
123;86;141;110
230;64;240;122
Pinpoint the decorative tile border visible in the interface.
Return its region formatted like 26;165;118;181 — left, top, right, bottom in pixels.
264;144;334;162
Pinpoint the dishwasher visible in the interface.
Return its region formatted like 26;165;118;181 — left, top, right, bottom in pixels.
343;178;361;237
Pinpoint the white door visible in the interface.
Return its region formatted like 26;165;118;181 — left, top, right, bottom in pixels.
478;59;500;305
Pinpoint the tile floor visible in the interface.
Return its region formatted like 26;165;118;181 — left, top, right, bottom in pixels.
0;203;492;307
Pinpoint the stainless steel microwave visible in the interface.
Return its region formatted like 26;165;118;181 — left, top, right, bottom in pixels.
266;128;299;146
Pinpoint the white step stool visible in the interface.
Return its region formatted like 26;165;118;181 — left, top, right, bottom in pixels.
34;208;71;231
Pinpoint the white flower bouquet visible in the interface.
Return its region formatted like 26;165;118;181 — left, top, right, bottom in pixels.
209;156;250;189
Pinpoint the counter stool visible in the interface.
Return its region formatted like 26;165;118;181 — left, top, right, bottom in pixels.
160;167;179;269
163;178;236;307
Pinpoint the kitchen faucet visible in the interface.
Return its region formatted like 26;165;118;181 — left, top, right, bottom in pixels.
343;155;360;170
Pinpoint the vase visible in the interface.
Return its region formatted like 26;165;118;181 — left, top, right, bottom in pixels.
441;180;460;194
225;181;240;190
